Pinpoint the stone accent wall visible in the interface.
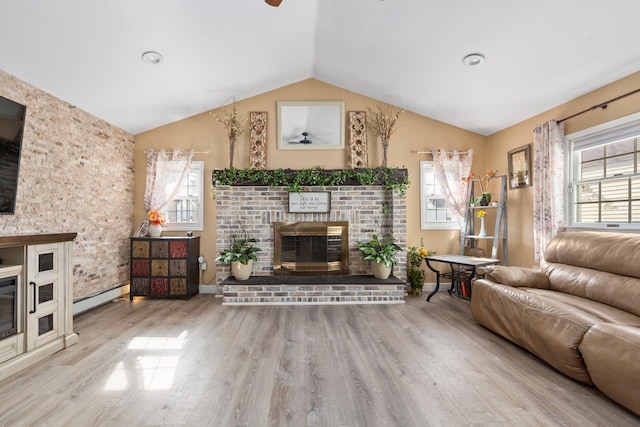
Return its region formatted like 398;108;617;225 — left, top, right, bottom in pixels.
0;69;134;299
215;185;407;286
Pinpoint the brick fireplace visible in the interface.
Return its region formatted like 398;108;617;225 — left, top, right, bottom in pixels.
214;184;407;290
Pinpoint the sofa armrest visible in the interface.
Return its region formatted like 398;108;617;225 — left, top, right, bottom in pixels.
483;265;550;289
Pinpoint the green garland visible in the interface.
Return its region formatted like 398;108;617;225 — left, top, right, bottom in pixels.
211;166;409;195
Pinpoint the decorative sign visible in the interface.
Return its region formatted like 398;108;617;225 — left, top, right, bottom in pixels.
288;192;331;213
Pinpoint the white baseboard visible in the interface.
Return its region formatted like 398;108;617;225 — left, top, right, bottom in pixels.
73;284;130;316
199;284;219;294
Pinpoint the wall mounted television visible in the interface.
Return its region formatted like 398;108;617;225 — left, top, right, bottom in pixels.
0;95;26;215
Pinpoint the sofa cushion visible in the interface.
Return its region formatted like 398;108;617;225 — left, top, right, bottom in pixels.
543;231;640;279
471;280;597;384
579;323;640;415
542;262;640;317
525;288;640;326
483;265;550;289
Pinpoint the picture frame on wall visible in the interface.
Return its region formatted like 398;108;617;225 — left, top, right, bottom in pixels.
508;144;532;189
277;101;345;150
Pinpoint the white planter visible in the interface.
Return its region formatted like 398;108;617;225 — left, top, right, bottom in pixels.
371;261;392;280
148;223;162;237
231;259;254;280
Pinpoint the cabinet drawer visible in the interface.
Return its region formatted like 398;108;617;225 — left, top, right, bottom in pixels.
131;259;150;277
131;278;150;296
169;241;188;258
151;260;168;277
131;240;150;258
170;278;187;295
150;278;169;296
151;240;169;258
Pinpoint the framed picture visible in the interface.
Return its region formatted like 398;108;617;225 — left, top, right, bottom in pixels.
288;192;331;213
277;101;345;150
508;144;531;189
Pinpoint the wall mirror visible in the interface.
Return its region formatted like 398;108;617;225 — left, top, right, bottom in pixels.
508;144;531;189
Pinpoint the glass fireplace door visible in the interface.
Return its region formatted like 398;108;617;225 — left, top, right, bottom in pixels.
0;264;24;364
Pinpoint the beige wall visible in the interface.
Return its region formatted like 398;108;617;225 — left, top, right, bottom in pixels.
486;71;640;268
134;79;487;285
135;73;640;284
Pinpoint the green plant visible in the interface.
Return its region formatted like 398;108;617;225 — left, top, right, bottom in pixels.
215;228;261;265
407;267;425;294
211;166;410;198
358;233;402;268
406;240;435;296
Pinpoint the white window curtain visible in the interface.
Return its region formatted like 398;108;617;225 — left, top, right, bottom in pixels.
432;148;474;228
533;120;564;262
134;149;195;237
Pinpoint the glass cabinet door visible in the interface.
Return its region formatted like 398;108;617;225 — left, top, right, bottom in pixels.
26;243;64;350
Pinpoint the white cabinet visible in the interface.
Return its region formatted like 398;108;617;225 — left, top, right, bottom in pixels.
0;233;77;382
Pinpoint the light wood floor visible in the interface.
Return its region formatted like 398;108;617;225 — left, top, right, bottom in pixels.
0;295;638;427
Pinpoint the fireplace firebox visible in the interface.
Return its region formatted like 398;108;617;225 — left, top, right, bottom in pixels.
273;221;349;275
0;276;17;340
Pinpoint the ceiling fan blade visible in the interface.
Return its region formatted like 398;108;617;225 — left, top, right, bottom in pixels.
265;0;282;6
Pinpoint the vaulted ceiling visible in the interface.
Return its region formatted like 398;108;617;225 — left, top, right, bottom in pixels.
2;0;640;136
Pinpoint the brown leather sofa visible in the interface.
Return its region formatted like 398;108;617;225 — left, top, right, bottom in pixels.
470;231;640;415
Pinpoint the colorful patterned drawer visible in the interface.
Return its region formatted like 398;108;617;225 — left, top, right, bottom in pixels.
129;236;200;300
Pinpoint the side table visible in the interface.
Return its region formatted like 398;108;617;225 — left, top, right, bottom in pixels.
424;254;500;302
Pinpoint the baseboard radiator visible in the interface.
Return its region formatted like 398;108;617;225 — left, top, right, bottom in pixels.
72;283;130;316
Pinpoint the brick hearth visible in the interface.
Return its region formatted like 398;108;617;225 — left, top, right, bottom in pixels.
222;275;406;306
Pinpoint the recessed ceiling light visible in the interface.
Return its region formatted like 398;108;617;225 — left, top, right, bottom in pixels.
462;53;485;66
141;51;163;64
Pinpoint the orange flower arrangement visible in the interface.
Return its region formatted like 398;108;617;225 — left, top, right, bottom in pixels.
461;170;497;194
148;210;167;226
462;170;498;204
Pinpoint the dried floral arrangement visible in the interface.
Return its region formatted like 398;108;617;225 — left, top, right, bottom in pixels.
210;100;247;168
367;104;404;167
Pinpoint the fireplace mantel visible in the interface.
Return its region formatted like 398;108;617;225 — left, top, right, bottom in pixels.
0;233;76;249
212;167;408;192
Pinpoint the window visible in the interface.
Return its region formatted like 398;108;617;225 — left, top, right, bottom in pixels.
420;161;458;230
161;161;204;231
567;113;640;230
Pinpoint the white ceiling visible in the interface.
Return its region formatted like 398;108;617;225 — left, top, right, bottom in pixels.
2;0;640;136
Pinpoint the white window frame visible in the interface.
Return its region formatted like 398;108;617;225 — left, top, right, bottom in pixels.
161;160;204;232
420;160;458;230
565;112;640;231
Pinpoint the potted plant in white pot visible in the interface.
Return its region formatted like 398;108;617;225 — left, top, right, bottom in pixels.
358;232;401;279
215;229;261;280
